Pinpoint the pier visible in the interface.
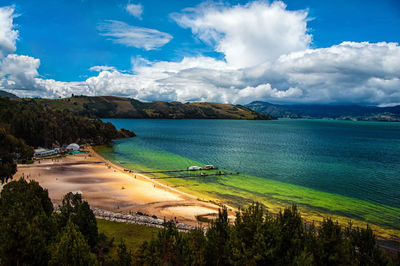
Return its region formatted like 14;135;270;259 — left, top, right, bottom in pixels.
151;171;239;179
130;166;219;174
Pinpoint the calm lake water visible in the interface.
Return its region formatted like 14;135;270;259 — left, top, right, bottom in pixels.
100;119;400;229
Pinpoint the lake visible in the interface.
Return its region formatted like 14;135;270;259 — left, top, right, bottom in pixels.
98;119;400;233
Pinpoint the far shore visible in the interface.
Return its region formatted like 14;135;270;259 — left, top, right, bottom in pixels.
13;147;232;226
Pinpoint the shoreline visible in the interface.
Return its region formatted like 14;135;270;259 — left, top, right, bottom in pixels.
14;148;232;226
12;146;400;249
95;145;400;244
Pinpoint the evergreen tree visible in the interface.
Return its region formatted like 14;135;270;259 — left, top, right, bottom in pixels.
49;220;97;266
273;205;307;265
206;207;231;265
0;127;33;183
183;228;207;266
0;179;56;265
230;203;270;265
58;192;98;248
134;221;187;266
315;218;351;265
115;239;133;266
347;224;388;265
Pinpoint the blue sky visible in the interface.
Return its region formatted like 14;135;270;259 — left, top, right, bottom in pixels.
1;0;400;105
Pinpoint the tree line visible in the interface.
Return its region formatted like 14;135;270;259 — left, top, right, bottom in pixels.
0;97;135;183
0;179;132;265
134;204;400;266
0;179;399;265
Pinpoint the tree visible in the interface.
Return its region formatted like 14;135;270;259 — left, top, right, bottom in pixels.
206;206;231;265
183;228;207;265
49;220;97;266
0;179;56;265
134;221;187;266
273;205;307;265
0;127;33;183
347;224;388;265
230;202;271;265
58;192;98;248
115;239;133;266
315;218;351;265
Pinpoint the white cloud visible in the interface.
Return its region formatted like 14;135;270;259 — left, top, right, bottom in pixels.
0;54;41;91
3;42;400;105
0;6;19;58
97;20;172;50
1;2;400;107
126;3;143;19
89;65;117;72
172;1;311;68
131;55;151;72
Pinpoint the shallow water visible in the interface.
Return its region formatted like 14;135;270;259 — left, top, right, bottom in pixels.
99;119;400;231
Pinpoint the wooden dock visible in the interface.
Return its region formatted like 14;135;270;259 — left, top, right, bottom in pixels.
151;171;238;179
133;168;218;174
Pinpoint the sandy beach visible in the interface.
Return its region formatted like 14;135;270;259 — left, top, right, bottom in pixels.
14;148;225;226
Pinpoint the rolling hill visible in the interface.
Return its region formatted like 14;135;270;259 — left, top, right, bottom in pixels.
0;90;18;98
18;96;275;120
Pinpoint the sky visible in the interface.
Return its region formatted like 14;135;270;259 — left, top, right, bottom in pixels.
0;0;400;105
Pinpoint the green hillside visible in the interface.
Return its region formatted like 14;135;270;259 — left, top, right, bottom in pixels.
24;96;275;120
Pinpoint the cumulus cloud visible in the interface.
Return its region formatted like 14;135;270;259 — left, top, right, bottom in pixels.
0;54;41;91
171;1;311;68
0;6;19;57
269;41;400;104
97;20;172;50
126;3;143;19
1;2;400;107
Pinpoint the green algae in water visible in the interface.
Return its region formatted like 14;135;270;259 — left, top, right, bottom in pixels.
95;142;400;236
98;118;400;238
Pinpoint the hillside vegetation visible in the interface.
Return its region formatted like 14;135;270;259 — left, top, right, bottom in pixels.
26;96;274;120
0;97;135;183
246;101;400;121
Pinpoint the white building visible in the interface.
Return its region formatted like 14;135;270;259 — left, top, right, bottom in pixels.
66;143;79;152
34;148;60;158
188;166;202;171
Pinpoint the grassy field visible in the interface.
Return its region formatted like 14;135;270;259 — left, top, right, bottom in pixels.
97;219;161;253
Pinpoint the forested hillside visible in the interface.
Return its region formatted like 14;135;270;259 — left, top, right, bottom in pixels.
0;97;135;183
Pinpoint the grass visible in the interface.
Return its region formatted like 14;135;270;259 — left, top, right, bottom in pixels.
97;219;161;252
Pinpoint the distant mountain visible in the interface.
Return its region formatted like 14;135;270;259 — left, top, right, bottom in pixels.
246;101;400;122
0;90;18;98
16;96;275;120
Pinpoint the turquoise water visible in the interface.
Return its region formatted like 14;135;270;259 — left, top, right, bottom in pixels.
100;119;400;231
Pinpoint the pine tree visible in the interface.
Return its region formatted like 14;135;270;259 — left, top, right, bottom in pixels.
49;220;97;266
58;192;98;248
115;239;133;266
0;179;56;265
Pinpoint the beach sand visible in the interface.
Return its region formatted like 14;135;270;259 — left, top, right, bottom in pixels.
14;148;225;226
